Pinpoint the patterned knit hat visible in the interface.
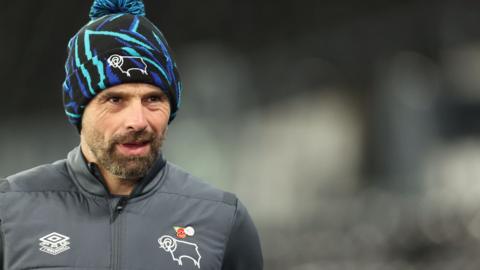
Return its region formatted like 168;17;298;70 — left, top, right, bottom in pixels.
62;0;182;131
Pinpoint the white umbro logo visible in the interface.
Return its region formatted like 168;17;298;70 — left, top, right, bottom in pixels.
39;232;71;255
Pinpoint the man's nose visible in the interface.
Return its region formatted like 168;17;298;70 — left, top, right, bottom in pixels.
124;100;148;131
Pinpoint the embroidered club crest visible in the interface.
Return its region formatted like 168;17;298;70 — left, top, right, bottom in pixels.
158;235;201;268
107;54;149;77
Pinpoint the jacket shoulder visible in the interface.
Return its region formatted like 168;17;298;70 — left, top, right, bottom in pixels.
5;159;76;192
161;162;237;206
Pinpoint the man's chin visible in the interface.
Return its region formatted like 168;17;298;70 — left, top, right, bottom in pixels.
108;160;151;180
107;152;157;179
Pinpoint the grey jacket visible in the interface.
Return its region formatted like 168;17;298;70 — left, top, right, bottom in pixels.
0;147;262;270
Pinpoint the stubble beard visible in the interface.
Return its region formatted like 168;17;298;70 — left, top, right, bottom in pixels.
86;128;165;181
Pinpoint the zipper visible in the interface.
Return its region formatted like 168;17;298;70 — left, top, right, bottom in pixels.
87;160;165;270
89;163;128;270
111;197;127;270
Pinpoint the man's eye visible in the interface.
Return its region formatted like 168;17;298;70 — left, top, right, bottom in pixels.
146;96;164;103
108;96;122;103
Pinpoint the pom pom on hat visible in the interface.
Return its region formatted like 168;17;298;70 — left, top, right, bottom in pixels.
89;0;146;20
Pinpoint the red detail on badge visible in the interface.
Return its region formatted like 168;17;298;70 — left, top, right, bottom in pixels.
176;228;186;239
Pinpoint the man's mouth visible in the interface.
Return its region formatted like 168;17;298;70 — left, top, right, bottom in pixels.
122;141;148;147
117;141;151;155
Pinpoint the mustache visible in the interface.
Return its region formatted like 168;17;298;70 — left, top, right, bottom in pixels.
110;130;157;145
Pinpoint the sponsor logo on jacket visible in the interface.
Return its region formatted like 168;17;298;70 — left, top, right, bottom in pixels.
39;232;71;255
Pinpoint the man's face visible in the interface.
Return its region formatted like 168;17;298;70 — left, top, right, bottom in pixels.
81;83;171;180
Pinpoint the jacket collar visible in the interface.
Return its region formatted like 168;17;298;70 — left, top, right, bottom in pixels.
66;146;167;198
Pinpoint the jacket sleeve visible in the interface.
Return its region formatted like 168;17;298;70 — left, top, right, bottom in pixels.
0;228;3;270
221;199;263;270
0;178;9;270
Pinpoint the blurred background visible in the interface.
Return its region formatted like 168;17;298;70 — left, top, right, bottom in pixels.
3;0;480;269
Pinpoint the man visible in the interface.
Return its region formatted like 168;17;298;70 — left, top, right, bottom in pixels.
0;0;263;269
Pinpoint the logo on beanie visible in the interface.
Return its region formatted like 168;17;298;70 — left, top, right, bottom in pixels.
107;54;149;77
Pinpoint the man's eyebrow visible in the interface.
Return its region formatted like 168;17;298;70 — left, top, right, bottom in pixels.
98;90;166;99
145;91;167;97
99;91;130;98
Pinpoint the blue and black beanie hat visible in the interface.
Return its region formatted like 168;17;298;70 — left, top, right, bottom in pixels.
63;0;182;131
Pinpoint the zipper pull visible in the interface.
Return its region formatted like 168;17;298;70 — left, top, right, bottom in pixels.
111;198;128;222
115;198;128;213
